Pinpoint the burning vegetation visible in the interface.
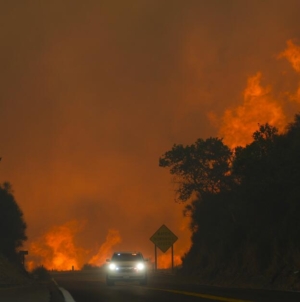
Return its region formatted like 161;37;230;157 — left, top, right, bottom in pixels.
27;222;121;271
25;40;300;278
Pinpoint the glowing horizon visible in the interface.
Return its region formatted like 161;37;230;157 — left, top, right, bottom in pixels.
1;1;300;271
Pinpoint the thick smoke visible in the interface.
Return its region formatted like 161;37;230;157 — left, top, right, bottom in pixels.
1;1;300;269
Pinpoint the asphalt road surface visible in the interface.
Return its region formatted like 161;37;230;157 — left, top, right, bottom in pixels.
52;269;300;302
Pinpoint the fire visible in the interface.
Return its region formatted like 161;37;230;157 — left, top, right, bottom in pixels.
279;40;300;103
27;223;122;271
157;253;182;269
88;229;121;266
211;40;300;149
278;40;300;73
27;220;86;271
217;72;286;148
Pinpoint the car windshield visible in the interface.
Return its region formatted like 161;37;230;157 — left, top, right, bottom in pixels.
112;253;143;261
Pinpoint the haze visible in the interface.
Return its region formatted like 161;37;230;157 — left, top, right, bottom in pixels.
1;0;300;270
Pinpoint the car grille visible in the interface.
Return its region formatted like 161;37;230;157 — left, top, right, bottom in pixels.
118;266;134;272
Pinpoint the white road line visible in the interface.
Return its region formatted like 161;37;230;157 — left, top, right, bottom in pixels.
52;278;59;286
59;287;76;302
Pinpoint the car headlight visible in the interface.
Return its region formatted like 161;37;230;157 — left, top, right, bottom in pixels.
109;263;116;270
136;263;145;270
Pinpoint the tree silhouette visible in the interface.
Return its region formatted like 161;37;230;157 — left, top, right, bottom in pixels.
160;113;300;284
159;137;233;202
0;182;27;262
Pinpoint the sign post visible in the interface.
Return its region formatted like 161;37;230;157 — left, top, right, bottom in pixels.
171;244;174;272
150;224;178;271
154;244;157;271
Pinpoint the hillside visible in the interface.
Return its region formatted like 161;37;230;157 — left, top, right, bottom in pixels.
0;253;31;288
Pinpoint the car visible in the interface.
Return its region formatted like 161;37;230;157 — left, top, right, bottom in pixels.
106;252;148;286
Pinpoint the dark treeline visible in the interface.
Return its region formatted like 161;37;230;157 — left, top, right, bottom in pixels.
160;113;300;286
0;182;27;263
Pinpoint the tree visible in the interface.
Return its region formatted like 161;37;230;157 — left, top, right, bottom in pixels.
159;137;233;202
161;114;300;283
233;123;280;184
0;182;27;261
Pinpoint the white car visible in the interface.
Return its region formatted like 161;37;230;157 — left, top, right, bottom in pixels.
106;252;148;286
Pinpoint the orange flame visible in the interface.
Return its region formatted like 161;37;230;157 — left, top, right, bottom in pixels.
27;223;122;271
278;40;300;103
88;229;121;266
157;253;182;269
278;40;300;73
27;220;86;271
217;72;286;148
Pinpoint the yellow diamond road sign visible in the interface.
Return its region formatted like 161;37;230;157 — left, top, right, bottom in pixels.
150;224;178;253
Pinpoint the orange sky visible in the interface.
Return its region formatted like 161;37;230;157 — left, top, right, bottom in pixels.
1;1;300;270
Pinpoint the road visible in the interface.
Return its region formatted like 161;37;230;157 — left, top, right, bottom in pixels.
52;269;300;302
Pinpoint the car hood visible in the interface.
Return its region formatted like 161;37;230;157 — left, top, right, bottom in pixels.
111;260;143;267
